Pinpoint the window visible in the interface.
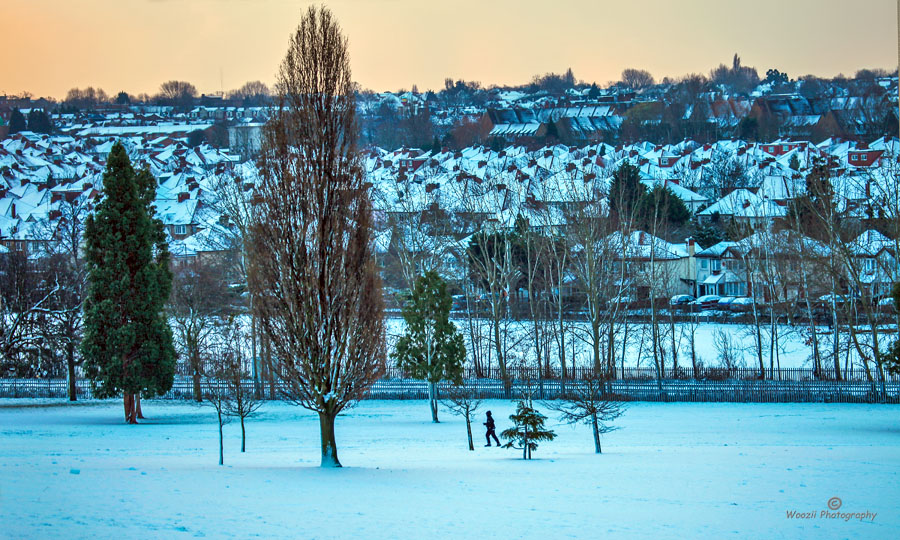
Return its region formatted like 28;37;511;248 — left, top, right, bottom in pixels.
701;259;708;269
711;259;721;272
174;225;187;236
782;145;789;151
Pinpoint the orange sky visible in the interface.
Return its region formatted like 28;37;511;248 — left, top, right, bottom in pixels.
2;0;897;100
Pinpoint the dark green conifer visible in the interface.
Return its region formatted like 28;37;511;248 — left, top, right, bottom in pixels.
501;400;557;459
81;142;175;423
392;270;466;422
8;109;26;134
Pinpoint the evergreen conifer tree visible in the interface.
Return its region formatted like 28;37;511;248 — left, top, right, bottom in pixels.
81;142;176;424
8;109;26;134
26;110;53;134
501;400;556;459
392;270;466;422
608;162;646;221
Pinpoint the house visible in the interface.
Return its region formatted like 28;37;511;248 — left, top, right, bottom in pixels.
605;231;697;298
847;149;885;168
697;188;787;226
695;241;747;297
847;229;897;297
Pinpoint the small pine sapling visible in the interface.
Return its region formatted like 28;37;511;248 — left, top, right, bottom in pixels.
548;377;626;454
501;400;556;460
441;384;482;451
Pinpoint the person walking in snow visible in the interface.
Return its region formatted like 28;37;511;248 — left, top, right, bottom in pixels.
484;411;500;447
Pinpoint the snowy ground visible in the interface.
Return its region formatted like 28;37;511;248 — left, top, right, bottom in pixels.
388;317;875;370
1;399;897;539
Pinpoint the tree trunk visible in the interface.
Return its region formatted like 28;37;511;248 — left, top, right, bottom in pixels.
251;308;261;399
241;415;246;452
318;411;341;467
592;413;601;454
135;394;144;419
523;423;528;460
557;281;567;380
465;416;474;451
690;323;699;379
492;313;509;397
192;364;203;402
606;323;616;380
124;393;137;424
428;381;439;423
218;409;224;466
66;342;77;402
591;316;602;374
751;301;765;379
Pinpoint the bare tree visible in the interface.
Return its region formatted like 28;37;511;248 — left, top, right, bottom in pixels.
202;360;233;466
621;68;656;89
209;168;262;393
64;87;110;109
440;383;483;450
248;6;385;468
31;198;91;400
216;318;262;453
157;80;198;110
713;327;743;373
169;259;234;402
548;375;626;454
0;251;61;377
227;81;271;105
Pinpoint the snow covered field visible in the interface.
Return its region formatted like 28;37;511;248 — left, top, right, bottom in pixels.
1;399;897;539
387;317;864;370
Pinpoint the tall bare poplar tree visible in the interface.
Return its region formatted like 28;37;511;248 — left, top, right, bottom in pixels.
249;6;385;468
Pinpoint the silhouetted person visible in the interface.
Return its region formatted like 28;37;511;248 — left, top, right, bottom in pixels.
484;411;500;447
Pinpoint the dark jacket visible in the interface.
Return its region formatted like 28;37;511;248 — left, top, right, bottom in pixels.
485;414;495;430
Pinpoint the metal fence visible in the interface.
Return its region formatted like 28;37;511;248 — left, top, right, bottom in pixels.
2;376;898;403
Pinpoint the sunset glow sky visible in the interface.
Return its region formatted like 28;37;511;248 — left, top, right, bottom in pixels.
2;0;897;99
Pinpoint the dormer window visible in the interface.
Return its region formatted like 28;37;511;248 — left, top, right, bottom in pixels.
174;224;187;235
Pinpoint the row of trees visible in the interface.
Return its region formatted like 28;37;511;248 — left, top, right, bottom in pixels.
57;80;273;112
379;142;899;396
7;108;53;134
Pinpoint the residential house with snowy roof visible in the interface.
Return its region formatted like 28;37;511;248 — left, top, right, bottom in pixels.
695;241;747;297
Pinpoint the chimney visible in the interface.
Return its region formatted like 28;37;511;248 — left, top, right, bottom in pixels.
686;237;695;257
11;203;16;219
178;192;190;203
